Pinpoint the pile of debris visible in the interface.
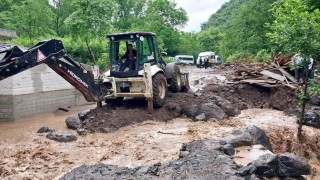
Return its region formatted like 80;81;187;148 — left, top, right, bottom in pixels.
226;63;298;89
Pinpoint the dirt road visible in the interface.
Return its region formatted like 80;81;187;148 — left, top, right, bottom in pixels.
1;66;320;179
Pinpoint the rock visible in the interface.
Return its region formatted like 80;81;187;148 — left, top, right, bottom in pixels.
77;128;87;135
245;125;273;151
235;165;256;177
303;111;320;128
195;113;207;121
100;127;117;133
219;130;253;147
166;102;182;117
78;109;91;121
213;96;240;116
222;144;235;156
220;125;272;151
199;102;228;120
46;132;77;142
65;117;82;130
136;166;149;175
147;162;161;176
310;95;320;106
37;127;53;133
179;151;190;158
277;153;310;177
251;153;278;178
182;104;199;117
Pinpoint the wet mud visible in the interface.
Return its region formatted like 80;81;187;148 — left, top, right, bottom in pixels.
0;65;319;179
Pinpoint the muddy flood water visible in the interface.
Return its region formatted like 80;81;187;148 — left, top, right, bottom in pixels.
1;66;320;179
1;107;319;179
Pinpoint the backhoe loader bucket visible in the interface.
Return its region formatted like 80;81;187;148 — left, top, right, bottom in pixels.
0;45;24;64
0;46;24;80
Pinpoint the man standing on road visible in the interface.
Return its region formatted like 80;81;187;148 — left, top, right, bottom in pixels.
120;44;137;71
204;56;209;69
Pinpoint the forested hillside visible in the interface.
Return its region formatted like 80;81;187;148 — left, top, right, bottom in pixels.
199;0;320;61
0;0;319;68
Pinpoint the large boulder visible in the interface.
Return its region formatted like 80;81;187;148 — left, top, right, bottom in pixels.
310;95;320;106
198;102;228;120
65;117;82;130
222;144;235;156
166;102;182;117
46;132;77;142
182;104;199;117
220;125;273;151
277;153;310;177
212;95;240;116
251;153;278;178
302;110;320;128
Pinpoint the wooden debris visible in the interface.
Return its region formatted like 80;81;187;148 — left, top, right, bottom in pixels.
58;107;69;112
260;70;285;82
227;62;298;89
273;63;297;83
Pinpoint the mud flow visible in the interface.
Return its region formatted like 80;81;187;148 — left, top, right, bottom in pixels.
0;65;319;179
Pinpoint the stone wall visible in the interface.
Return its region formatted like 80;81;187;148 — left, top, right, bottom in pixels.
0;64;93;121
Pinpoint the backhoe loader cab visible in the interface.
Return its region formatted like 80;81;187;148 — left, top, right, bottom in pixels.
103;32;189;112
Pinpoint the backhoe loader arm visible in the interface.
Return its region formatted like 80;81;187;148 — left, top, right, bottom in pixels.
0;39;103;102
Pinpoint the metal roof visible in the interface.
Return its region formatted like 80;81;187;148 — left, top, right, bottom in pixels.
106;32;156;39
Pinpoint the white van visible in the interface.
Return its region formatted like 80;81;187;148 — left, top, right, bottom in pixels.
174;55;194;65
196;51;221;67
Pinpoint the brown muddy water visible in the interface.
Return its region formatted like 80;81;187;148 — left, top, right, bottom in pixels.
1;107;319;179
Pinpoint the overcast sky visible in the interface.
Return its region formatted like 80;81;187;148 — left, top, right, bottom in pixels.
175;0;230;32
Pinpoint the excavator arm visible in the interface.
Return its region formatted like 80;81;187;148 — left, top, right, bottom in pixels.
0;39;103;102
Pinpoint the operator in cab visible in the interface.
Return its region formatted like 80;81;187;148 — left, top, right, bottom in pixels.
120;44;137;71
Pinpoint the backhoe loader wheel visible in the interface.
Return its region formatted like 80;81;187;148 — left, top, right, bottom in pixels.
168;65;182;93
153;73;167;107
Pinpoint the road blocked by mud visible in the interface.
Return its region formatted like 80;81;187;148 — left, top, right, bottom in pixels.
1;65;320;179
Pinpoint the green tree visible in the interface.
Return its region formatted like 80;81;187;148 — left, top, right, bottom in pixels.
114;0;148;31
220;0;275;58
267;0;320;56
50;0;74;37
4;0;54;45
197;27;223;53
143;0;188;55
65;0;117;63
176;32;200;57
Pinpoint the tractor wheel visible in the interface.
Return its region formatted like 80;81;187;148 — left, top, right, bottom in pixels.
152;73;167;107
105;97;124;105
168;65;182;93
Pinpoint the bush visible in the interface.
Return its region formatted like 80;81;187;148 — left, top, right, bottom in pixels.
254;49;271;62
226;52;254;63
162;56;174;64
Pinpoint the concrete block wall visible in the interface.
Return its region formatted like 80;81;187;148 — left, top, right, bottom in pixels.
0;64;93;121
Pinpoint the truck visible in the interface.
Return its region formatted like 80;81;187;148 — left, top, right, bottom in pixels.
0;32;189;114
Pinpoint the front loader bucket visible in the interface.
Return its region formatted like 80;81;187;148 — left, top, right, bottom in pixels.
181;73;190;92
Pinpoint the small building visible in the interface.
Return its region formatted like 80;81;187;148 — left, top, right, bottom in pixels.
0;29;17;39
